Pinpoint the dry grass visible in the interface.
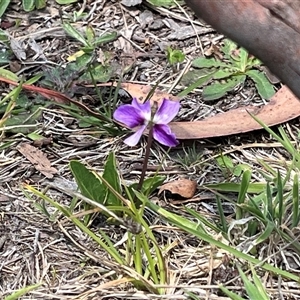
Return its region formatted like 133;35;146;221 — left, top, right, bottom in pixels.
1;1;300;299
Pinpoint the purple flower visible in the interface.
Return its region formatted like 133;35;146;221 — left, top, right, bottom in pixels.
113;98;180;147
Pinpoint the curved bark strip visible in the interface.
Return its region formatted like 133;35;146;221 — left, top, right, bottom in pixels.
169;86;300;139
185;0;300;99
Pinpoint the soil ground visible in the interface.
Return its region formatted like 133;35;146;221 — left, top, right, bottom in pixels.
1;1;300;299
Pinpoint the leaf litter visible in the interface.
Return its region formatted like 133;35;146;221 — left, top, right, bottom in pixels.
1;1;300;299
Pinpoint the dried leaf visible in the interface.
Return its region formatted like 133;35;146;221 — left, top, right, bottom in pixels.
158;178;197;199
17;143;57;178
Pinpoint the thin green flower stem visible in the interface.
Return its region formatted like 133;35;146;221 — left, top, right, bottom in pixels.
137;125;154;192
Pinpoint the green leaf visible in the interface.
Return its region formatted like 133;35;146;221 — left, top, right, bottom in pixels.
56;0;78;3
0;0;10;18
62;22;90;47
69;160;106;203
93;31;118;46
246;69;275;99
236;170;251;219
102;152;122;206
167;47;185;65
255;221;275;245
22;0;35;11
145;199;300;282
204;182;266;194
292;173;299;227
129;176;166;199
237;265;270;300
146;0;183;6
35;0;46;9
0;67;19;81
192;57;228;69
80;64;113;83
85;26;95;45
178;69;216;97
221;39;238;60
213;69;234;79
239;48;249;72
4;283;42;300
202;75;245;101
219;285;245;300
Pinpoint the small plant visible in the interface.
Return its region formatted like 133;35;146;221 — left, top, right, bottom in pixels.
216;153;251;178
0;0;80;17
176;142;203;168
62;22;117;82
25;96;180;295
166;46;185;71
180;39;276;100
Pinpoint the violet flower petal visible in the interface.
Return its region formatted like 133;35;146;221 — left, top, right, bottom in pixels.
153;98;180;124
131;98;151;121
153;124;179;147
124;125;147;146
113;105;144;128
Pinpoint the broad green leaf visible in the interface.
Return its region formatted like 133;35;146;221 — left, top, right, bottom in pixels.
56;0;78;3
62;22;90;47
213;69;234;79
0;68;19;81
0;0;10;18
129;176;165;198
85;25;95;45
202;75;245;101
216;155;234;170
192;57;228;69
178;69;216;97
221;39;237;60
239;48;249;72
246;69;275;99
80;64;113;83
102;152;122;206
69;160;106;203
93;32;118;46
167;47;185;65
22;0;35;11
35;0;46;9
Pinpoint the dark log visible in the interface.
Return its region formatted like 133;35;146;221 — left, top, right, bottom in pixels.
184;0;300;99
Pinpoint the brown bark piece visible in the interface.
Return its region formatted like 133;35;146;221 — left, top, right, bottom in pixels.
17;143;57;179
158;178;197;199
169;86;300;139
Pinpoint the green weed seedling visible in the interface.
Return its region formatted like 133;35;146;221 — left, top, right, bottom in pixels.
179;39;275;100
166;46;185;72
0;0;81;17
62;22;117;82
216;153;251;179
